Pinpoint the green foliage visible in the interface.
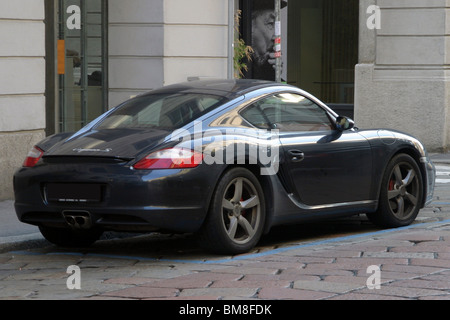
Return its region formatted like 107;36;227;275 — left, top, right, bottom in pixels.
234;10;253;79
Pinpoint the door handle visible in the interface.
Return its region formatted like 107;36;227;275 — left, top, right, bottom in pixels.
288;150;305;162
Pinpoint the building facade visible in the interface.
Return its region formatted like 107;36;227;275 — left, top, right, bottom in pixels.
0;0;449;200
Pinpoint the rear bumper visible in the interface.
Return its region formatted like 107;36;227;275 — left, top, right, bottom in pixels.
15;203;205;233
13;162;219;233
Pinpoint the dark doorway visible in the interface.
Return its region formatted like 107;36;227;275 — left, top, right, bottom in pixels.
240;0;359;118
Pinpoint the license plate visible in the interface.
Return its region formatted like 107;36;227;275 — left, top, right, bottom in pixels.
46;183;102;203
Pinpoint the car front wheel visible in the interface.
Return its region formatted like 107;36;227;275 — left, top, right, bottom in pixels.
199;167;266;255
367;154;423;228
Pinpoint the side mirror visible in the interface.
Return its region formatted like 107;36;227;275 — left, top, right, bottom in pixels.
335;116;354;131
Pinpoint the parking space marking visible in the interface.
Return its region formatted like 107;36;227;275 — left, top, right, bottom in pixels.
436;165;450;184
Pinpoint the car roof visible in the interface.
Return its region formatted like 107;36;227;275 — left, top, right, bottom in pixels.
141;79;291;100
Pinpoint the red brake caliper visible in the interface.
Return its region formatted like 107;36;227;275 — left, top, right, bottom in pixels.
240;197;245;216
389;179;395;191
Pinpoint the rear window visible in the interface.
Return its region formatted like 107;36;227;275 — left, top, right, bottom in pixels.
96;93;228;129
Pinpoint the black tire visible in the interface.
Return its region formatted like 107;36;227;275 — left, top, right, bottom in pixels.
367;154;423;228
198;167;266;255
39;226;102;248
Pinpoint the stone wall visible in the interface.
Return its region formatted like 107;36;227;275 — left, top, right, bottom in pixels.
0;0;46;200
108;0;231;108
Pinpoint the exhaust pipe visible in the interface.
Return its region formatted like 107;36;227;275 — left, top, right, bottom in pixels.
62;211;92;230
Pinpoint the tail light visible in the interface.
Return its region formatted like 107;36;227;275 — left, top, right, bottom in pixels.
23;146;44;168
133;147;203;170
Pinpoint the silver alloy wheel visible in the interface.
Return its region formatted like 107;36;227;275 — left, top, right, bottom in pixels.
386;161;420;221
221;177;261;245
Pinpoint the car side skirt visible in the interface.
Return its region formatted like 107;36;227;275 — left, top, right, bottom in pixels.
287;194;378;211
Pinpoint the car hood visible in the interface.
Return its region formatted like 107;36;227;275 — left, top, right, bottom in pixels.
42;128;172;159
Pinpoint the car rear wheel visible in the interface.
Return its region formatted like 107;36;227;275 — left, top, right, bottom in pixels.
198;167;266;254
367;154;423;228
39;226;103;248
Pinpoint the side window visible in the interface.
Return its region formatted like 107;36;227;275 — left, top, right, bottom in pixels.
240;93;333;132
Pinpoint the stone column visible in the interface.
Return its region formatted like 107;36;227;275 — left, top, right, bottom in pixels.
162;0;229;85
108;0;165;107
355;0;450;152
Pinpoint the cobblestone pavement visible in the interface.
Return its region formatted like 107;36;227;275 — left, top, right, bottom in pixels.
0;166;449;301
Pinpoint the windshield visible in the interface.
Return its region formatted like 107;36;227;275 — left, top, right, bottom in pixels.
96;93;228;130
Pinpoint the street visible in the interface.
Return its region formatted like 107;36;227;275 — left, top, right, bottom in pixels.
0;164;449;300
3;0;450;308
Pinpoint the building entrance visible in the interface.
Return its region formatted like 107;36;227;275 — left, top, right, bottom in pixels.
57;0;108;132
240;0;358;117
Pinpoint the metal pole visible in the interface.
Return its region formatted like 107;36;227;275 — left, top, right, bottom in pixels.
58;0;65;132
274;0;282;83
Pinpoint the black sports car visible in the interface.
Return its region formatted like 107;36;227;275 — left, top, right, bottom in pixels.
14;79;436;254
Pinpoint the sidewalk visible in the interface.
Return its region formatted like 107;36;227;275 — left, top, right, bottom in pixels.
1;201;450;300
0;200;46;253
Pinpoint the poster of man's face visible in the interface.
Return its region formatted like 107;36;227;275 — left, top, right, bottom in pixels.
250;0;287;81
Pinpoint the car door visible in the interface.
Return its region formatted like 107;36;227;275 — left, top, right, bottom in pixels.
240;92;373;207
